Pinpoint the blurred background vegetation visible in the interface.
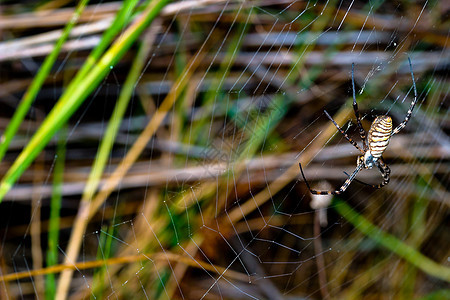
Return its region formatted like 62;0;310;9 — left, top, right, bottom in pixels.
0;0;448;299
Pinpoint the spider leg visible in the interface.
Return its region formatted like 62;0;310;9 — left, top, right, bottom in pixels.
351;63;368;150
343;158;390;189
324;110;364;153
392;56;418;135
299;162;363;195
373;158;391;188
343;171;373;187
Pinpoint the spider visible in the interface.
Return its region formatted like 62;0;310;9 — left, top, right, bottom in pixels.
299;57;418;195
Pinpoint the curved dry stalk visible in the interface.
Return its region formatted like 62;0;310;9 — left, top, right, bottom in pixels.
0;251;248;284
228;106;353;223
57;42;208;299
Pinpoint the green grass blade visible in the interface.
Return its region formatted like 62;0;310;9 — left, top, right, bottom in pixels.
333;198;450;282
91;225;115;299
69;0;141;89
186;10;251;145
418;289;450;300
0;0;89;162
45;127;67;300
83;29;155;203
0;0;170;203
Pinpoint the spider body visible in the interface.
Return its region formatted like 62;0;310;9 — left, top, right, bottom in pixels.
361;116;393;169
299;57;417;195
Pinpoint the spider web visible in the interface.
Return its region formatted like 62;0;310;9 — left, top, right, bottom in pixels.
0;0;449;299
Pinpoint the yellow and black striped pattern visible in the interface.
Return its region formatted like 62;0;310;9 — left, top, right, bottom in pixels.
368;116;392;158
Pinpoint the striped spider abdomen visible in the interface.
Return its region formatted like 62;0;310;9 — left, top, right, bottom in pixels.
367;115;392;158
